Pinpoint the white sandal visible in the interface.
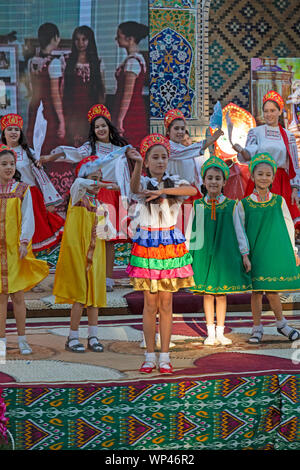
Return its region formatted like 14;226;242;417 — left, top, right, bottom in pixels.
248;331;263;344
19;340;32;355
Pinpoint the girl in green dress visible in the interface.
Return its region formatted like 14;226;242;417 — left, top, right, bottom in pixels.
238;152;300;343
189;156;252;346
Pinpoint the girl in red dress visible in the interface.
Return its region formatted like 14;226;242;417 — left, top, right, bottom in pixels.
1;113;64;253
63;25;105;147
112;21;149;149
26;23;65;154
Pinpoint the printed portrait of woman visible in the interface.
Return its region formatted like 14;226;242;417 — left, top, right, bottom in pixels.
112;21;149;149
26;23;65;154
63;25;105;147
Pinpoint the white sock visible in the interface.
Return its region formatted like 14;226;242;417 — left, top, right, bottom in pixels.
216;326;225;337
159;352;170;364
277;319;299;340
145;352;156;365
68;330;80;345
0;338;6;356
207;324;215;337
252;324;264;333
106;277;114;287
88;325;98;337
69;329;79;339
88;325;98;345
18;335;26;344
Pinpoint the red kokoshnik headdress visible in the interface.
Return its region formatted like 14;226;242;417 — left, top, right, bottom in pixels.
75;155;103;178
164;109;185;130
263;90;284;112
87;104;111;123
140;133;170;160
0;113;23;131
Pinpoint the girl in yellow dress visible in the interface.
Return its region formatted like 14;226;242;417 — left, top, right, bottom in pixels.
0;145;49;356
53;155;115;353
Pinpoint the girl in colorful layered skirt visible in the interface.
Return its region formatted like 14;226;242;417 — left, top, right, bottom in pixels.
126;134;197;374
42;104;129;292
189;156;252;346
237;153;300;343
0;145;49;356
53;156;115;353
1;113;64;253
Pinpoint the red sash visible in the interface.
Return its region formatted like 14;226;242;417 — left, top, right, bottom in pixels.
279;124;296;180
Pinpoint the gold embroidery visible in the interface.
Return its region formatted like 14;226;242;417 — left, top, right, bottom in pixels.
245;194;278;208
252;274;300;283
191;282;252;294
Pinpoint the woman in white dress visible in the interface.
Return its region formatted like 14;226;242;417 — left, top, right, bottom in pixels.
232;90;300;229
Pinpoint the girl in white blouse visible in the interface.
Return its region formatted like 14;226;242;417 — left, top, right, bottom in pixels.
233;90;300;229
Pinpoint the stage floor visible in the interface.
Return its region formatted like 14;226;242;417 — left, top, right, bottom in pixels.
1;309;300;386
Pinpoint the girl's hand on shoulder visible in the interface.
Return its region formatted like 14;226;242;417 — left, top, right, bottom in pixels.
143;189;162;202
92;182;104;192
19;242;28;259
291;187;299;206
212;128;224;141
242;254;251;273
126;148;143;162
105;183;119;191
232;143;243;153
35;160;43;169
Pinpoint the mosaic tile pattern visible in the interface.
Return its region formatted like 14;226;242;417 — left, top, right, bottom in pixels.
208;0;300;113
150;7;197;119
149;0;196;7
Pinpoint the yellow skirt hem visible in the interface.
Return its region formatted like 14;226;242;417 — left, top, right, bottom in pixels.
130;276;195;293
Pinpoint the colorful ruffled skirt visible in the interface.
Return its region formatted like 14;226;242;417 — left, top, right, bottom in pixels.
126;226;195;293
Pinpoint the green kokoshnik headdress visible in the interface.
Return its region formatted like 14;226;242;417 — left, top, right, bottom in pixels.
249;152;277;175
201;156;230;180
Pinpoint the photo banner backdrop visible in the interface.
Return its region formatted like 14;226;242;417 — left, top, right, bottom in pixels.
0;0;149;213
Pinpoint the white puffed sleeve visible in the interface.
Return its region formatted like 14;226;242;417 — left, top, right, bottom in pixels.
70;178;98;205
52;142;90;162
20;187;35;244
281;197;297;253
233;201;250;255
237;128;258;163
288;132;300;189
48;58;63;79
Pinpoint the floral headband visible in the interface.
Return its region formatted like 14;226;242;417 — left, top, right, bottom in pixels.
249;152;277;174
201;155;230;180
0;144;17;162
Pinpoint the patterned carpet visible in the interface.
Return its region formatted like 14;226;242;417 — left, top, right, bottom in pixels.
1;312;300;450
2;373;300;450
